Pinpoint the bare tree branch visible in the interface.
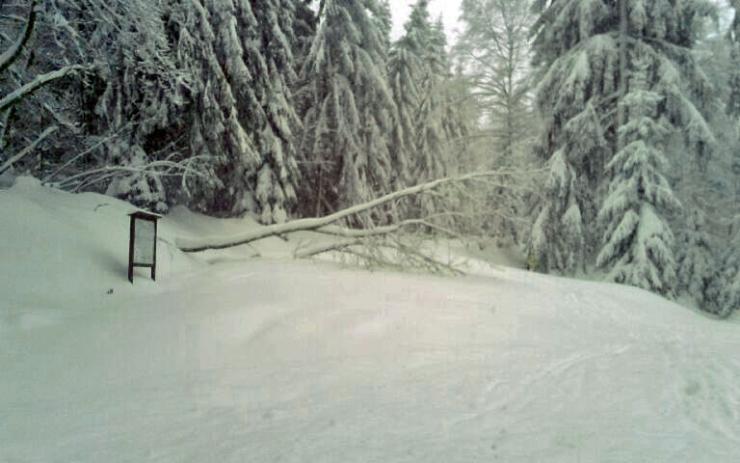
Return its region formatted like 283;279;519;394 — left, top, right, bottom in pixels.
0;125;57;175
295;238;465;276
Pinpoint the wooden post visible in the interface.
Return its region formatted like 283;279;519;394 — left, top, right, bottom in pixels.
128;216;135;284
151;219;157;281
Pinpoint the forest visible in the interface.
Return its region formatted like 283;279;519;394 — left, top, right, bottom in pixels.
0;0;738;316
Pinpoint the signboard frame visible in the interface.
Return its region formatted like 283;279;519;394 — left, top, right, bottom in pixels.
127;210;161;283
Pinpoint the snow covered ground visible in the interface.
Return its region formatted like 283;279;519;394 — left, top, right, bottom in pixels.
1;178;739;462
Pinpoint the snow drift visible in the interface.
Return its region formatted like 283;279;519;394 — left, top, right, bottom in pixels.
1;179;739;462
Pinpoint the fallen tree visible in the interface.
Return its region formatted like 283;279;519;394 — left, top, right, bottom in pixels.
176;170;514;253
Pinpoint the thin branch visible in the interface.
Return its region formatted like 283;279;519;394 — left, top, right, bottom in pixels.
55;159;208;188
296;238;465;276
0;125;57;175
42;123;133;184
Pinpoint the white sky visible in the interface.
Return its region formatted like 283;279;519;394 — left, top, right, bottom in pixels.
389;0;463;42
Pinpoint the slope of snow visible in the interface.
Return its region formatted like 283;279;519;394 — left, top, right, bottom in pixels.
1;179;739;462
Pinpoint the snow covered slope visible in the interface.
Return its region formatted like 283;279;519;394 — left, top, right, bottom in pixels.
1;179;739;462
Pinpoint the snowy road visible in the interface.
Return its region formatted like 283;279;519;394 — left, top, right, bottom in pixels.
2;258;739;462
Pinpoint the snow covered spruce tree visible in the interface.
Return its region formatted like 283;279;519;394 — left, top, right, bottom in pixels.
387;1;468;218
676;210;717;307
166;0;302;222
229;0;302;224
528;99;609;273
727;0;740;124
596;53;682;296
707;242;740;318
529;102;608;273
705;0;739;316
387;6;425;191
375;0;393;50
528;0;716;287
726;1;740;231
386;60;414;192
527;0;619;273
165;0;258;215
295;0;396;222
410;10;456;186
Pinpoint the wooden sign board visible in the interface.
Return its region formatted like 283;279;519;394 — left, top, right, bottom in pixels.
128;211;161;283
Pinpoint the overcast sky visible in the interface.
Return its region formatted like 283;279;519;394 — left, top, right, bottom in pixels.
389;0;463;42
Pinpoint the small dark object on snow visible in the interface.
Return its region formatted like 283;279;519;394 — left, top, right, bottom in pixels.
127;210;161;284
106;288;113;295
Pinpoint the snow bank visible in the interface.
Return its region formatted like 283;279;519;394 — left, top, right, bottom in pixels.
1;179;739;462
0;178;187;317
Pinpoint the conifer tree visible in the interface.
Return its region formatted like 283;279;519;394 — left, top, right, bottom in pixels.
413;14;453;185
727;0;740;122
375;0;393;50
529;0;715;284
165;0;303;222
296;0;395;221
527;0;621;272
596;53;682;295
167;0;257;214
240;0;302;224
530;103;607;273
387;34;419;190
677;210;717;306
707;245;739;317
387;2;467;221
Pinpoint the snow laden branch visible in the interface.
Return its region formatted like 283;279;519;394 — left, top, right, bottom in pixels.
177;171;511;253
0;65;92;114
52;158;210;192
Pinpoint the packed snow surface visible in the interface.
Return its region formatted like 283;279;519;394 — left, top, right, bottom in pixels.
1;179;739;462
